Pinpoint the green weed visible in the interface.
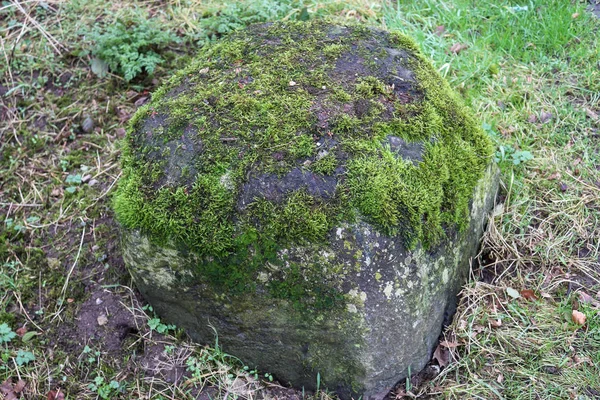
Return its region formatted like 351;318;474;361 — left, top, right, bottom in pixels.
86;11;179;81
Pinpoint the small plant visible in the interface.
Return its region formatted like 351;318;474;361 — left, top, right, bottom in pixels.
147;317;176;334
87;14;179;81
242;365;273;382
495;145;533;166
65;173;82;194
15;349;35;366
88;376;124;399
144;305;176;333
82;345;101;364
0;323;16;344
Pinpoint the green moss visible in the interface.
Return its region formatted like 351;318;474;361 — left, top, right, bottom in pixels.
311;152;337;175
355;76;387;98
113;20;492;303
323;43;348;59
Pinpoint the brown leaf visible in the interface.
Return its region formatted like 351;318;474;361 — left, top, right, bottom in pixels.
539;111;553;123
13;380;25;393
547;172;561;180
16;327;27;337
439;340;460;348
449;43;468;54
573;354;591;365
520;289;538;301
490;319;502;328
432;344;449;367
134;96;149;108
585;107;599;121
0;380;13;394
578;292;600;308
115;108;130;124
497;373;504;384
434;25;446;36
0;379;21;400
47;389;65;400
572;310;586;325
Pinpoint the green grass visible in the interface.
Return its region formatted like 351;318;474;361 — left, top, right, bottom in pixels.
1;0;599;398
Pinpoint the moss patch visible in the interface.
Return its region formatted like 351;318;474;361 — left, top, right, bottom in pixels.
113;20;492;302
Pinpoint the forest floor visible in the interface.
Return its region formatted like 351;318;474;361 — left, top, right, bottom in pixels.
1;0;599;399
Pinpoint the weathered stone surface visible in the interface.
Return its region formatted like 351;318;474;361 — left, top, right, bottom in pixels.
114;20;497;399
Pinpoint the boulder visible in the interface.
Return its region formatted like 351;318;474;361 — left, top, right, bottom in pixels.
114;20;498;399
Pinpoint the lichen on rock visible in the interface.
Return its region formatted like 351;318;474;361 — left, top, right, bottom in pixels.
114;19;497;399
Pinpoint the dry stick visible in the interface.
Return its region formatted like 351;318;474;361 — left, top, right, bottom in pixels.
0;35;14;83
84;171;122;212
57;220;86;311
0;202;42;207
12;290;44;332
11;0;64;55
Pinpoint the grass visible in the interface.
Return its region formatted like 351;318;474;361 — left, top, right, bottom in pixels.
0;0;599;399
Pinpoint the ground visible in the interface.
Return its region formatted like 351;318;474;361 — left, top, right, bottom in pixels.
0;1;599;399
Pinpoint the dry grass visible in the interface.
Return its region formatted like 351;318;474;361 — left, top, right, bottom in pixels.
1;0;600;399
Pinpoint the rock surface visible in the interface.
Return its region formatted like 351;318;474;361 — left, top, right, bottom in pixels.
114;20;497;399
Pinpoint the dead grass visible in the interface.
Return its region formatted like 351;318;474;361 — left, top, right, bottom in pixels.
1;0;600;399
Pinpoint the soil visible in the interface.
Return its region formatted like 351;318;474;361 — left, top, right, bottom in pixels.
589;0;600;18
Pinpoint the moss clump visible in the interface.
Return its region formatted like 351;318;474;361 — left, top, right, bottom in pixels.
113;20;492;303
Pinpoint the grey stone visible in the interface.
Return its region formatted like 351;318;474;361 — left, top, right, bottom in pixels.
123;164;498;399
116;20;498;400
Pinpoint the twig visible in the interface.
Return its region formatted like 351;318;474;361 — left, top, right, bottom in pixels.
11;0;65;55
57;219;86;310
0;202;43;207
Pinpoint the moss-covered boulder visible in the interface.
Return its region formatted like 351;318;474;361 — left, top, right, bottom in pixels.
114;20;498;399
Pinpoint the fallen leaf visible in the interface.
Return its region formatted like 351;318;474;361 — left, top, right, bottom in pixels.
90;58;108;78
16;327;27;337
47;389;65;400
134;96;149;108
0;379;26;400
497;373;504;383
288;80;297;86
506;287;521;299
434;25;446;36
541;292;553;299
572;12;580;18
547;172;561;180
432;344;449;367
578;292;600;308
472;324;485;335
97;314;108;326
520;289;538;301
492;203;504;217
490;319;502;328
13;380;25;393
81;115;94;133
439;340;460;348
573;354;591;365
572;310;586;325
585;107;599;121
527;114;537;123
539;111;553;123
449;43;468;54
